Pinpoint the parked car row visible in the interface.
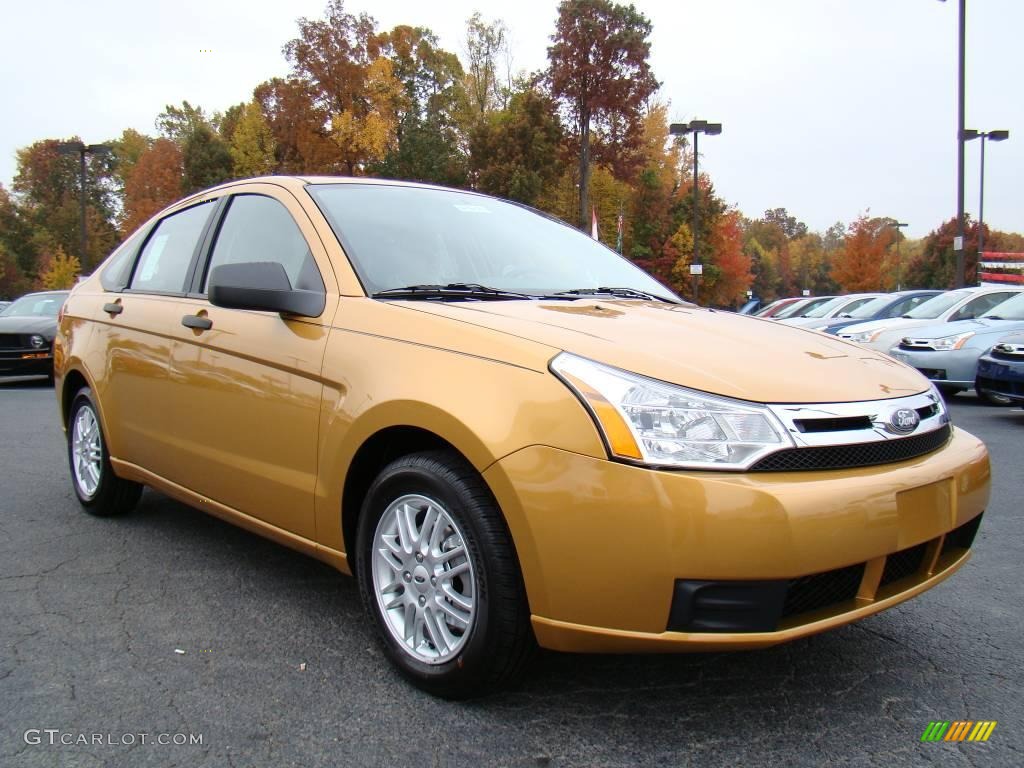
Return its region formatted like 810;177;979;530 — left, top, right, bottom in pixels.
746;286;1024;406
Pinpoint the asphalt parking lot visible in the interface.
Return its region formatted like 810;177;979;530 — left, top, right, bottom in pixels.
1;377;1022;768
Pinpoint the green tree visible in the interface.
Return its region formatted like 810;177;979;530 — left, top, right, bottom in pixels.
547;0;659;230
468;87;564;206
230;101;277;177
181;124;233;193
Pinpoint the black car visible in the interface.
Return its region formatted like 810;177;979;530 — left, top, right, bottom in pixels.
820;290;942;335
0;291;69;379
975;333;1024;405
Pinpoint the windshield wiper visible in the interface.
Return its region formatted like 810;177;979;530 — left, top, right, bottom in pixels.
371;283;542;301
553;287;677;303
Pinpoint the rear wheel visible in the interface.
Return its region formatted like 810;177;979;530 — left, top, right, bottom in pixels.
355;450;533;699
67;387;142;516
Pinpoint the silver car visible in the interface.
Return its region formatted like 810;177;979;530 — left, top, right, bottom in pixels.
777;293;884;329
887;292;1024;403
839;286;1024;352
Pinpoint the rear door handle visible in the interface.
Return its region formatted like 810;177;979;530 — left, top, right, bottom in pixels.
181;315;213;331
103;302;123;315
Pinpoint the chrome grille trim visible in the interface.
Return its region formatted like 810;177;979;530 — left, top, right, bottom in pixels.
765;390;948;449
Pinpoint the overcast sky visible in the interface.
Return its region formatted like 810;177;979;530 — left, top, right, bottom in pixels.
1;0;1019;239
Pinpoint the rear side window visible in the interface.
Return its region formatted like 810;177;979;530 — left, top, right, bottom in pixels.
100;227;148;292
130;202;215;294
203;195;323;293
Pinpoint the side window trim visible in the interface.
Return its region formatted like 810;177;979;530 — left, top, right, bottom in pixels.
124;198;224;297
185;196;232;297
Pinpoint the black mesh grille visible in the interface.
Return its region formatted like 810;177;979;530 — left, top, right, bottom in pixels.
976;375;1024;398
0;334;24;349
782;563;865;619
880;543;927;587
749;424;951;472
940;513;983;556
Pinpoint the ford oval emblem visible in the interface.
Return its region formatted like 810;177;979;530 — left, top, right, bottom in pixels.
888;407;920;435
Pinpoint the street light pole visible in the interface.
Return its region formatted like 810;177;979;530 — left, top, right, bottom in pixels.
938;0;968;287
56;140;111;271
964;129;1009;262
669;119;722;304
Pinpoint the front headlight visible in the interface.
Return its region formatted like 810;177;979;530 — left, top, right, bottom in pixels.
929;331;975;351
550;352;794;470
845;329;883;343
29;334;47;349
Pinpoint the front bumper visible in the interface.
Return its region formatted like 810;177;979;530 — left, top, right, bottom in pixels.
887;347;977;387
483;426;989;652
0;350;54;377
976;354;1024;402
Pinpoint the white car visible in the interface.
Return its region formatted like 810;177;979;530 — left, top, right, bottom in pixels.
838;286;1024;352
777;293;884;329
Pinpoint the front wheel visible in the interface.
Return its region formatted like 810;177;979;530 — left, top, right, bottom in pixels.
355;451;533;699
67;387;142;516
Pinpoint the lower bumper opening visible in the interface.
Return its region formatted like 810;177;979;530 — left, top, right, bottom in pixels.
666;512;983;634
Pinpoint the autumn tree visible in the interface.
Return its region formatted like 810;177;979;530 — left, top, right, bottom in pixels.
254;77;339;173
832;215;893;292
230;101;277;177
12;139;119;270
547;0;659;229
38;245;81;290
122;139;183;235
705;209;752;306
111;129;153;193
904;217;983;289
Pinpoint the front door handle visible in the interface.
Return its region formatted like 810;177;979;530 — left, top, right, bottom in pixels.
103;302;123;315
181;314;213;331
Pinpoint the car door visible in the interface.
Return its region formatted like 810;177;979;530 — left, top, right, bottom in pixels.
165;187;338;539
91;200;219;477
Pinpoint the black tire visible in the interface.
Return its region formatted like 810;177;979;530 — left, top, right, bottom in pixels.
67;387;142;517
976;383;1014;407
355;450;534;699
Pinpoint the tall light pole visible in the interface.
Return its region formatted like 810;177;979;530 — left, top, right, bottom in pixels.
888;221;909;290
964;129;1009;266
669;119;722;303
55;140;111;270
938;0;967;288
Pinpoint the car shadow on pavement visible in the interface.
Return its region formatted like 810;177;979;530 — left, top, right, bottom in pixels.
104;487;964;760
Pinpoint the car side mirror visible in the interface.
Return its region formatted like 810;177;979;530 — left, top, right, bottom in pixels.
208;262;325;318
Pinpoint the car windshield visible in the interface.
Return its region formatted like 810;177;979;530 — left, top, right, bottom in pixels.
904;290;969;319
307;184;679;301
982;292;1024;321
801;296;848;318
0;294;66;317
846;295;891;319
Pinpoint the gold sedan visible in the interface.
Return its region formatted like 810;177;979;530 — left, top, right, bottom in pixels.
54;177;990;698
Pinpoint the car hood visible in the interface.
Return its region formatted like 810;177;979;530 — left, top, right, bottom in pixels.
838;317;939;336
398;299;928;403
899;317;1024;341
0;316;57;336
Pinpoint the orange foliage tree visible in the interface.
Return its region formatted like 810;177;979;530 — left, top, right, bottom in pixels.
706;209;752;306
832;215;893;292
122;139;183;235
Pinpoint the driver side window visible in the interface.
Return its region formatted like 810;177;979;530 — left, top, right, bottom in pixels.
203;194;324;294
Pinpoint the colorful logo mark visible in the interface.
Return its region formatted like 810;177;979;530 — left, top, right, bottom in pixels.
921;721;997;742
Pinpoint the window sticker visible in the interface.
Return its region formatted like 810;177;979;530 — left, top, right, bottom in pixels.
453;204;491;214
